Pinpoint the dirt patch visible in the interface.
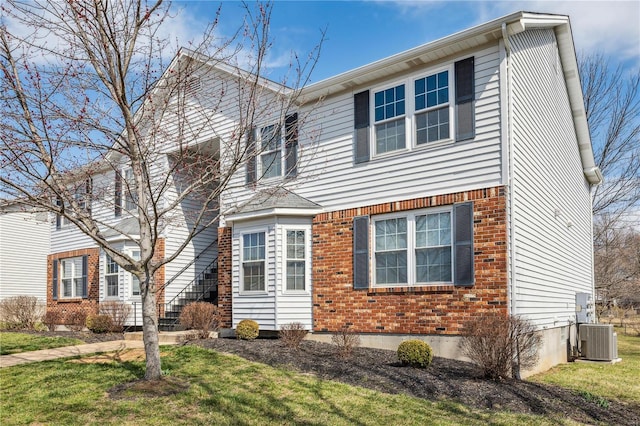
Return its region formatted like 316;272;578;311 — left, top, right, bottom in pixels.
108;376;190;400
70;348;168;364
192;338;640;426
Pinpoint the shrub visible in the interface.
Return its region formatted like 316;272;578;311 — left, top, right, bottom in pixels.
397;339;433;368
67;311;88;331
43;311;62;331
236;319;259;340
331;324;360;358
85;314;114;333
279;322;308;350
0;296;44;330
99;300;132;332
179;302;220;339
459;314;542;380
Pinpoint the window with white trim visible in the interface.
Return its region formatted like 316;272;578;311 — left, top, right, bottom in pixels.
124;168;138;211
286;230;306;291
260;124;282;179
60;257;84;298
371;67;453;157
374;84;406;154
105;255;119;297
374;208;453;286
130;250;141;297
415;70;450;144
242;232;266;291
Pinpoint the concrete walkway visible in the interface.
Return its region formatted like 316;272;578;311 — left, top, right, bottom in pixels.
0;330;206;368
0;340;147;368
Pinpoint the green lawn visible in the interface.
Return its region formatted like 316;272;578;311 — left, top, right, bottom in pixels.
1;345;566;426
0;332;84;355
532;331;640;405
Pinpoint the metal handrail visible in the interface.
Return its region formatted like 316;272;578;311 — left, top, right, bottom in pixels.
158;256;218;325
156;239;217;295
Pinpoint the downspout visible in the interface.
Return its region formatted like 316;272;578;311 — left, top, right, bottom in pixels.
502;22;517;317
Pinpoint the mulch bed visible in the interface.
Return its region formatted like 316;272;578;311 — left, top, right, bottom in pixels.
15;331;639;425
192;337;640;426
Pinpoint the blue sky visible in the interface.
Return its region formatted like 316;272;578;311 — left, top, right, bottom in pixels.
169;1;640;83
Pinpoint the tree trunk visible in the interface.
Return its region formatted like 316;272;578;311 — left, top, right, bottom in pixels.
141;274;162;380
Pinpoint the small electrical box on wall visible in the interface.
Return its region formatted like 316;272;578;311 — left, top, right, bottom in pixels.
575;292;594;324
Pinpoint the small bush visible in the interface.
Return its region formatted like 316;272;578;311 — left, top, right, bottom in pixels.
99;300;132;332
279;322;308;350
0;296;44;330
43;311;62;331
397;339;433;368
236;319;259;340
179;302;220;339
459;314;542;380
67;311;88;331
331;324;360;358
85;314;114;334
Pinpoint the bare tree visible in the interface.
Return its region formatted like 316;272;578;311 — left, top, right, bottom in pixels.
579;52;640;219
0;0;321;380
594;215;640;312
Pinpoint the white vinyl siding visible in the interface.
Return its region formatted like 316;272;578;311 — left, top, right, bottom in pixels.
0;211;50;303
509;29;594;328
231;218;312;331
220;44;502;214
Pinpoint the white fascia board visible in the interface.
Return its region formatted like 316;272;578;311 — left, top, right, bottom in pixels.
225;207;324;224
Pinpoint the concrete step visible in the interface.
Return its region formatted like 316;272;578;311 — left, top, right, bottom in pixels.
124;330;218;344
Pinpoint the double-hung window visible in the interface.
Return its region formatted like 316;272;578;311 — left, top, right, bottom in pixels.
374;85;406;155
124;168;138;211
61;257;85;298
260;124;282;179
130;250;141;297
415;70;450;144
374;209;453;286
105;255;119;297
286;230;306;291
242;232;266;292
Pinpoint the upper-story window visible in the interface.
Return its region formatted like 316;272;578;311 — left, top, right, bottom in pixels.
354;57;474;164
260;124;282;179
374;85;406;154
415;70;450;144
124;168;138;211
56;179;92;229
246;114;298;186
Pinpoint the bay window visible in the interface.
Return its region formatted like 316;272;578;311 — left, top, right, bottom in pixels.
286;230;306;291
242;232;266;292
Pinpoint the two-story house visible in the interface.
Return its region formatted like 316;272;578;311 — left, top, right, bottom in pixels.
47;11;600;375
216;11;601;376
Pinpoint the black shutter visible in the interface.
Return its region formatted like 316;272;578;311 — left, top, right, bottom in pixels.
455;57;475;141
285;113;298;177
353;216;370;289
246;128;257;185
81;255;88;298
453;202;474;286
52;259;58;300
114;171;122;217
354;90;370;164
85;178;92;215
55;197;62;229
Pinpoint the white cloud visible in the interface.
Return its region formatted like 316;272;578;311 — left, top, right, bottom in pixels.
472;1;639;63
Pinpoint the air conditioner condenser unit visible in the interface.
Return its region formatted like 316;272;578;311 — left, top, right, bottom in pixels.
579;324;618;361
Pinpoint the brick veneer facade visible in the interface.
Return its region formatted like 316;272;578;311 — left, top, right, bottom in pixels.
217;226;233;328
47;248;100;323
312;186;508;335
47;239;166;325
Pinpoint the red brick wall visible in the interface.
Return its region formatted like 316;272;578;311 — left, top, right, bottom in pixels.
47;248;100;323
217;226;232;328
312;186;508;335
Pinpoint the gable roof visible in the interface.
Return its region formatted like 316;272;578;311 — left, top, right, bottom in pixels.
300;11;602;186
